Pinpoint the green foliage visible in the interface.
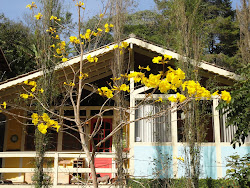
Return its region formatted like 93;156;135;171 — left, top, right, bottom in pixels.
226;154;250;188
127;178;238;188
123;10;168;46
217;63;250;148
0;14;36;80
203;0;239;57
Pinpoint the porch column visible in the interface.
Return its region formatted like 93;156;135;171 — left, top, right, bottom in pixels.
171;102;178;178
213;98;222;178
129;77;135;175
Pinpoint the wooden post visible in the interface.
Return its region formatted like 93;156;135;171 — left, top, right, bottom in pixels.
53;152;58;186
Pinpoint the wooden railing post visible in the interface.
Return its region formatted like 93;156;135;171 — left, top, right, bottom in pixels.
53;152;58;186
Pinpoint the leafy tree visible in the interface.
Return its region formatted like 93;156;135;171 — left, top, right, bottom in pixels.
0;14;36;80
226;154;250;188
204;0;239;57
217;0;250;148
123;10;169;46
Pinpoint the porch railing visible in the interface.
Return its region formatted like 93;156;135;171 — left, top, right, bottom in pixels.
0;151;118;186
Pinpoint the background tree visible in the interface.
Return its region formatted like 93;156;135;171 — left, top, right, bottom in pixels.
0;14;36;80
217;0;250;148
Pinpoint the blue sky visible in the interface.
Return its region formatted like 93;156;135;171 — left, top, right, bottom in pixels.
0;0;239;22
0;0;156;22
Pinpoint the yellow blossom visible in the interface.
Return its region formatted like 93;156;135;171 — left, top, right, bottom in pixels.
164;54;172;60
50;44;55;48
145;65;151;71
111;77;121;81
99;13;104;18
212;90;219;96
105;27;110;33
20;94;29;99
79;72;88;80
121;42;129;48
177;93;186;103
52;122;60;132
152;56;163;64
127;72;145;83
69;36;80;44
155;97;163;102
98;87;113;98
87;55;98;63
26;2;37;9
41;113;50;122
31;86;36;92
46;27;56;34
31;113;39;125
144;74;161;88
221;90;231;103
40;88;44;93
168;96;177;102
159;80;171;93
138;65;150;71
28;81;36;87
75;1;85;8
59;41;66;47
1;102;7;109
24;80;29;84
56;48;62;54
38;123;48;134
50;15;61;21
34;13;43;20
64;82;75;87
62;58;68;62
52;35;60;39
119;84;130;92
174;156;184;162
97;28;103;32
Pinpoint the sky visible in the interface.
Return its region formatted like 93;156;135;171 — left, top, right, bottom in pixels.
0;0;156;22
0;0;240;23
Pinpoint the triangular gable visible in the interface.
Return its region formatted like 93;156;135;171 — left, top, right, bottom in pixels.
0;37;238;93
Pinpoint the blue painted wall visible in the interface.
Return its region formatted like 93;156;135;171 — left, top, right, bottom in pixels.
220;146;250;177
177;146;217;179
134;146;173;178
133;145;250;179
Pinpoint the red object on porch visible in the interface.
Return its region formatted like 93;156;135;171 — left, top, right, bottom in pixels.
91;118;112;178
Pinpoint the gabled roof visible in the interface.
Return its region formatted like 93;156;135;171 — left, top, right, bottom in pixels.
0;36;238;93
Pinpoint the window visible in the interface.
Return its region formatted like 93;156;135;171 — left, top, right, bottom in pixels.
91;118;112;152
62;120;82;150
220;110;250;143
177;101;214;142
135;102;171;142
24;124;58;151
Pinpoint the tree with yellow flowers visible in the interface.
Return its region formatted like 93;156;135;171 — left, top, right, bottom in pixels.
0;1;233;188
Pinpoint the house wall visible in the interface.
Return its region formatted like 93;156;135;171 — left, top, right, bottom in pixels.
1;106;116;182
5;109;24;151
177;146;217;179
129;89;250;179
132;144;250;179
3;109;25;182
134;145;173;178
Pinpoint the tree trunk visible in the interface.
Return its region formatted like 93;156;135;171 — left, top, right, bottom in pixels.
89;155;98;188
